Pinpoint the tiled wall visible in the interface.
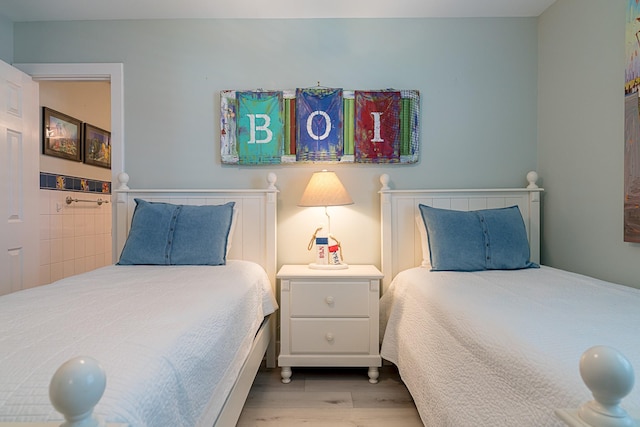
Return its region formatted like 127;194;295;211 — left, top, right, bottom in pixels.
39;187;112;285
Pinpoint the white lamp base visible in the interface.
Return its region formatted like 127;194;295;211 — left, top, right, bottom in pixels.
308;263;349;270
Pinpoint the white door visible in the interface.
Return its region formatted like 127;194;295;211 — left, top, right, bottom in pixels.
0;60;39;295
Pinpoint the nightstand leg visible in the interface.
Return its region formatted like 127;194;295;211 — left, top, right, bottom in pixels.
281;366;292;384
368;367;379;384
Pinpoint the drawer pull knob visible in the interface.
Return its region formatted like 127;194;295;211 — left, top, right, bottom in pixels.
325;296;335;305
325;333;334;342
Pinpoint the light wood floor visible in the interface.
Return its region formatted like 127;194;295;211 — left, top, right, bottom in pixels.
237;365;423;426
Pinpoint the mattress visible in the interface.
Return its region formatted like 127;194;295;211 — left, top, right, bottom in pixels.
0;260;277;427
380;266;640;427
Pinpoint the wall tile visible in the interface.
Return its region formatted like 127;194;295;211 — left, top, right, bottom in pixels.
63;237;74;261
39;191;50;215
85;235;96;256
39;189;112;285
50;215;63;240
95;252;105;268
40;240;51;265
40;214;50;240
74;258;85;276
74;236;85;258
86;214;96;236
85;256;96;272
39;265;50;286
62;214;74;239
50;238;63;264
50;262;64;283
63;260;74;277
40;172;111;195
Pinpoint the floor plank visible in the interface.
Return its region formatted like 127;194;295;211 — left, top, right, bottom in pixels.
237;365;423;426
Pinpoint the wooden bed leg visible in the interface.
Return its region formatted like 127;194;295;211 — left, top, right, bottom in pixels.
368;367;379;384
281;366;292;384
49;356;106;427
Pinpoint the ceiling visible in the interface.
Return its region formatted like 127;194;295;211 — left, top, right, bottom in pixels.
0;0;557;21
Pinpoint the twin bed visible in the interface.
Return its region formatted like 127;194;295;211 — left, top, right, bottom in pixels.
0;173;278;427
378;172;640;426
2;170;638;427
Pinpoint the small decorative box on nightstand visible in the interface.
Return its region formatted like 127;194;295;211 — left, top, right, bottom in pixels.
277;264;383;384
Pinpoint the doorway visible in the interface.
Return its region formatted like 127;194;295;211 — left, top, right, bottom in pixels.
14;62;124;263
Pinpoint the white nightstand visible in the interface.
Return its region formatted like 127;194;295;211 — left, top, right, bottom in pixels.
277;264;383;384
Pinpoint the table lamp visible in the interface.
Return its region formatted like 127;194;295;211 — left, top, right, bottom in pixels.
299;170;353;269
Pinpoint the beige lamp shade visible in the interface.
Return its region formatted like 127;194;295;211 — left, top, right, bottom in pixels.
298;170;353;207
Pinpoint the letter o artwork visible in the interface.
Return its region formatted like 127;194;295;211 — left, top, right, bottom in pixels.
306;110;331;141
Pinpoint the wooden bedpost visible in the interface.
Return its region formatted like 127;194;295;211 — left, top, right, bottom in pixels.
113;171;130;264
526;171;541;264
379;174;393;294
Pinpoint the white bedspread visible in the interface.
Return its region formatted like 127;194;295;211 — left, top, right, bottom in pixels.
0;260;277;427
380;266;640;427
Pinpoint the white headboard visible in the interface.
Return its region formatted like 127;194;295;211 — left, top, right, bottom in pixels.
379;171;543;293
112;172;279;291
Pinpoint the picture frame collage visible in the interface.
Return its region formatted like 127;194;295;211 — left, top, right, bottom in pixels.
42;106;111;169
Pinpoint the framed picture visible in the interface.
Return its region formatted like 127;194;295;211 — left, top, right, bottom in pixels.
83;123;111;169
42;107;82;161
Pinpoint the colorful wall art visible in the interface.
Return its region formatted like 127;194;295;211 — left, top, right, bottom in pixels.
625;1;640;242
220;88;420;165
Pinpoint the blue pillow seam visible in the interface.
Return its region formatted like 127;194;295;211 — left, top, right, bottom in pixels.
165;205;181;265
221;207;233;263
476;211;491;270
422;208;436;269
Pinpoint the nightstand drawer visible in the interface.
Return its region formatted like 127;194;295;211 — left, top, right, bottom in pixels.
290;319;370;354
290;281;370;317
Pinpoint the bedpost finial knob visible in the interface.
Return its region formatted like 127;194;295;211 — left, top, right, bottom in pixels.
526;171;539;189
380;174;390;191
49;356;106;427
267;172;277;190
117;172;130;190
578;345;635;427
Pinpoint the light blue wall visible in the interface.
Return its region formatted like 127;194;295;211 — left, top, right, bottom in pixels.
538;0;638;288
0;14;13;63
13;18;539;268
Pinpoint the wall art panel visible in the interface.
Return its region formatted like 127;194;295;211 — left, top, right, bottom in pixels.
220;87;420;165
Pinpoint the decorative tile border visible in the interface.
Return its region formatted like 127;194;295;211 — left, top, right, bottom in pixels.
40;172;111;194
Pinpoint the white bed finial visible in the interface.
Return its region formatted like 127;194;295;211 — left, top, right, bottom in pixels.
49;356;106;427
117;172;130;190
577;346;636;427
380;174;390;191
267;172;277;190
526;171;539;189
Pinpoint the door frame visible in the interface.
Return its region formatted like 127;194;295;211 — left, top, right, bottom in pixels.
13;62;124;262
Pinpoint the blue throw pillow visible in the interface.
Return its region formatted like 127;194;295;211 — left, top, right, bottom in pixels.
418;204;538;272
118;199;235;265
